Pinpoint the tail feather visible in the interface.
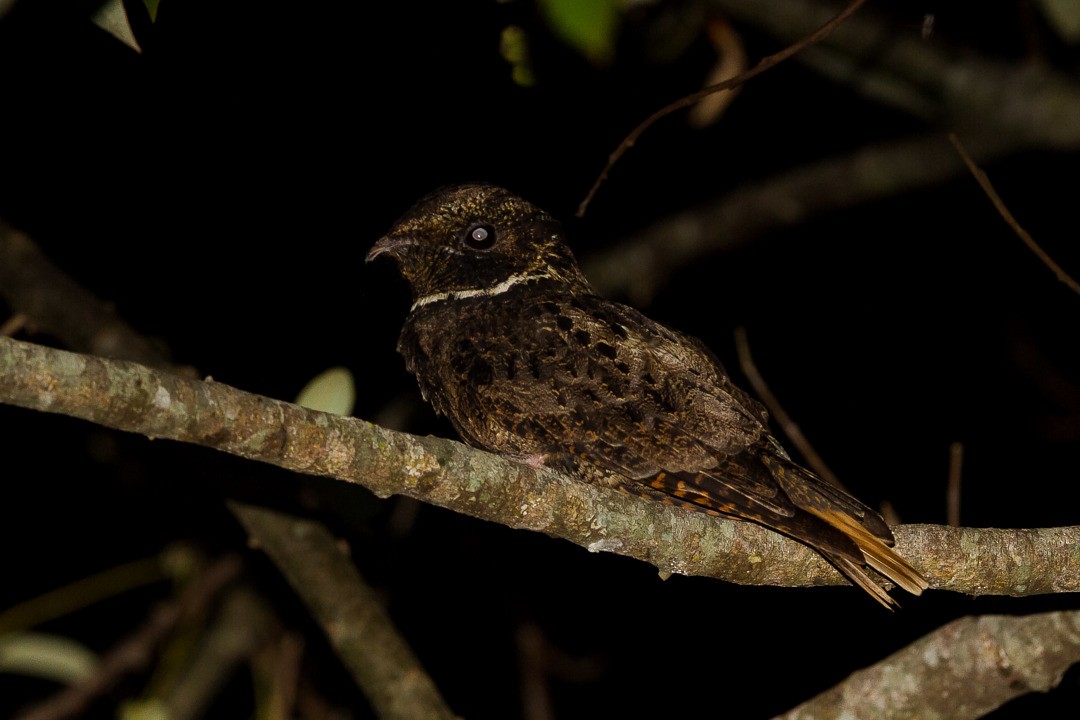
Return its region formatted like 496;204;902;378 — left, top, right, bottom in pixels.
830;554;901;610
805;505;929;598
759;444;928;603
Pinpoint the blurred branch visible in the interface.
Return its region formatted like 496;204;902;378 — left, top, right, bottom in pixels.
714;0;1080;147
161;588;272;720
0;227;457;720
777;609;1080;720
0;220;175;369
577;0;868;215
231;504;457;720
586;0;1080;303
263;632;304;720
584;132;978;302
0;556;165;635
734;326;845;492
4;335;1080;597
17;555;242;720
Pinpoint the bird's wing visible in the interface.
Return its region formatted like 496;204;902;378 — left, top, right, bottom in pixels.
479;294;893;544
553;295;769;464
465;293;789;508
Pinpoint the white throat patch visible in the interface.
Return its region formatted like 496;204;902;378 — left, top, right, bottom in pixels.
411;272;552;312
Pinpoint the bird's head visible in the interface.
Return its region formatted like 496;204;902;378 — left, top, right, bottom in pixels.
367;184;590;302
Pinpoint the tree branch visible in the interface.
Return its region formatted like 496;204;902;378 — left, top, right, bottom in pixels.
3;335;1079;596
230;504;457;720
0;220;174;369
777;609;1080;719
0;225;458;720
16;556;243;720
583;133;989;302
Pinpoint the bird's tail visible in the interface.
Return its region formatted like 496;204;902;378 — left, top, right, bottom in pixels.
806;503;929;605
761;448;929;608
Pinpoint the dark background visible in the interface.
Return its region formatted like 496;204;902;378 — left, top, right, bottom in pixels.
2;0;1079;717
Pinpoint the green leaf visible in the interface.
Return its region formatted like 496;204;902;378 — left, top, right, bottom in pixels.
538;0;621;66
296;366;356;416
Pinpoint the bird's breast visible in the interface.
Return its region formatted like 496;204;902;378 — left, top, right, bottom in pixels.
397;287;566;452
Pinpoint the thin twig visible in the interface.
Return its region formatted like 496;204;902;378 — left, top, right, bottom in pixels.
947;442;963;528
576;0;868;217
949;134;1080;297
1;312;27;337
734;326;846;492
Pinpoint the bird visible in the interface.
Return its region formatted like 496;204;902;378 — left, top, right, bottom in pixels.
367;183;928;608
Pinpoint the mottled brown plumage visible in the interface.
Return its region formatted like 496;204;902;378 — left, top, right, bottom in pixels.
368;183;927;608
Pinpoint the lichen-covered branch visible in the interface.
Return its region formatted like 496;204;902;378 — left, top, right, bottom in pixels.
3;335;1079;596
0;229;459;720
777;609;1080;719
230;503;457;720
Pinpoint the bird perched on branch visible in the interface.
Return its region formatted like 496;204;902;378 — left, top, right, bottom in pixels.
367;183;927;608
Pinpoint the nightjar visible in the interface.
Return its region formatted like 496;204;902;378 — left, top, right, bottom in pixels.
367;183;927;607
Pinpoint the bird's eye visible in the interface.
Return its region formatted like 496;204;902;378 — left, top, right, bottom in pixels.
463;224;496;250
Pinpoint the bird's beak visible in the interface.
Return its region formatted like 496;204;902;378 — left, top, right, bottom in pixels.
366;235;415;263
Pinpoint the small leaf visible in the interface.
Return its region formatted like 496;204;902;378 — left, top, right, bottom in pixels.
0;633;98;684
92;0;141;52
538;0;621;66
296;367;356;416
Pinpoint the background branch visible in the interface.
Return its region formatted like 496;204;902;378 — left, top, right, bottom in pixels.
230;504;457;720
584;0;1080;303
583;133;984;302
714;0;1080;147
0;220;172;369
16;556;242;720
3;335;1079;597
0;226;457;720
778;609;1080;720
